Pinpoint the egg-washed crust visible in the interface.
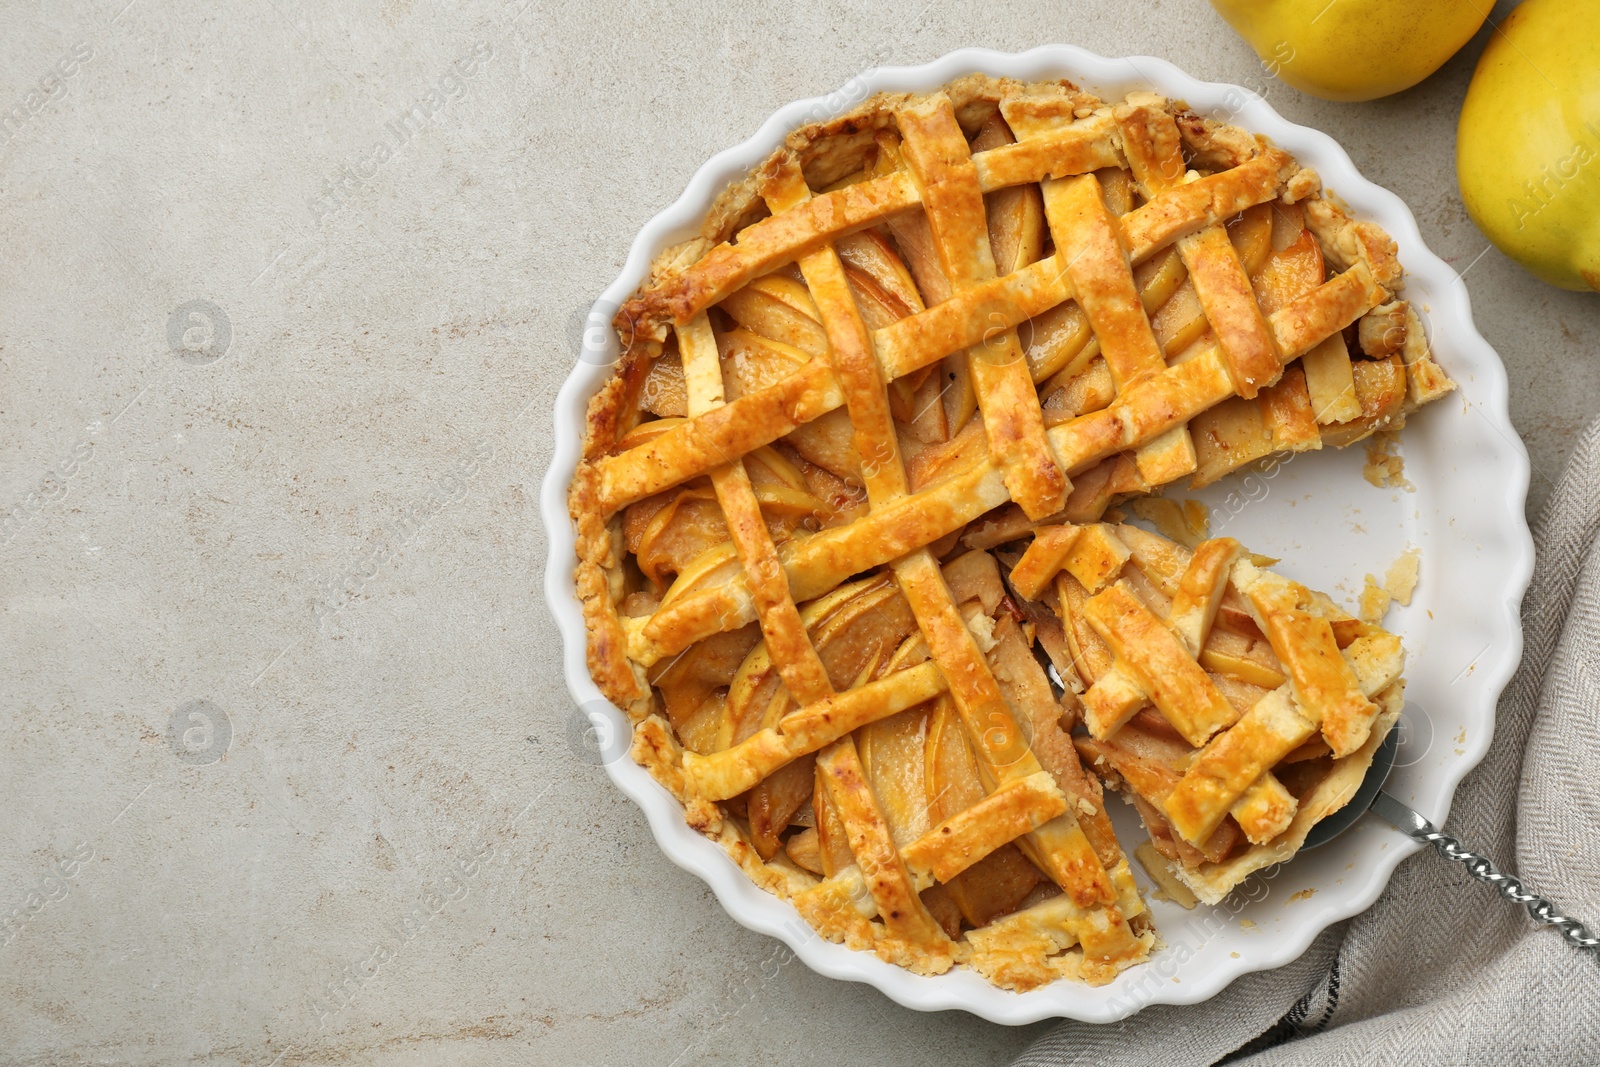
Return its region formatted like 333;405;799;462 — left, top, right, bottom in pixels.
1101;687;1403;906
1178;689;1402;904
568;72;1445;992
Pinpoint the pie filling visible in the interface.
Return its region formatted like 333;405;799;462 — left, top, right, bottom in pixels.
570;74;1449;990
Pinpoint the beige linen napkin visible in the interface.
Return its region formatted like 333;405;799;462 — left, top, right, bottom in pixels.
1016;417;1600;1066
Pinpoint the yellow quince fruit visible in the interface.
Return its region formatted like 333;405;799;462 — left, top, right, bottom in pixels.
1208;0;1490;102
1457;0;1600;293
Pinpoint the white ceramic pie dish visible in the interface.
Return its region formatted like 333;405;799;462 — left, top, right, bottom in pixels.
540;45;1534;1024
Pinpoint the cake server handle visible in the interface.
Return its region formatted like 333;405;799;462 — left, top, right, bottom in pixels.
1369;790;1600;962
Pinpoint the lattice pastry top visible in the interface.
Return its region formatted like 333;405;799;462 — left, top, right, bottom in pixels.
569;74;1444;990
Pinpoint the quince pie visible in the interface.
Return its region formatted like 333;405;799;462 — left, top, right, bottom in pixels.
569;74;1451;990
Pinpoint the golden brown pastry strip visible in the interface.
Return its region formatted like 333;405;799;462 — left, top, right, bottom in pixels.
676;313;834;705
888;550;1120;910
1116;104;1280;399
1171;541;1300;843
1008;525;1084;601
1163;631;1404;845
1080;187;1199;482
815;739;953;954
897;96;1068;520
1234;560;1379;757
1004;102;1199;488
873;253;1071;379
1083;582;1238;747
1046;174;1168;388
969;115;1123;188
1166;537;1243;654
682;660;948;801
1116;148;1297;264
802;770;1070;914
901;771;1071;883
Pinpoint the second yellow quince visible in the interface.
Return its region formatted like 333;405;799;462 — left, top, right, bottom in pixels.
1457;0;1600;292
1208;0;1490;102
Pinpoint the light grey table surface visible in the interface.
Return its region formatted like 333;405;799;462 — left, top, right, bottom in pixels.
1;1;1594;1065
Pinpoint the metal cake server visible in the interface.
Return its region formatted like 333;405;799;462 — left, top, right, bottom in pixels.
1304;711;1600;962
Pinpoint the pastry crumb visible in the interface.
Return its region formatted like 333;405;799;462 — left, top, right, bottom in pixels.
1288;888;1316;903
1358;576;1389;624
965;611;997;652
1363;430;1413;491
1358;545;1422;624
1386;546;1420;605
